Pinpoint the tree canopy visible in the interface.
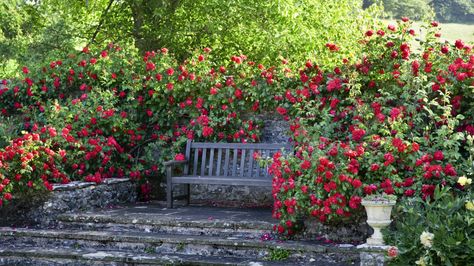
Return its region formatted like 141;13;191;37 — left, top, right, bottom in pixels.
1;0;381;77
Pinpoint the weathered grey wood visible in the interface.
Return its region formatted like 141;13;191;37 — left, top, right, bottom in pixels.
216;148;223;176
208;148;215;176
191;142;288;150
165;141;292;208
200;148;207;176
224;149;230;177
248;149;254;176
184;140;192;175
172;176;271;186
166;166;173;208
232;149;238;176
255;150;262;178
193;149;199;175
240;149;246;177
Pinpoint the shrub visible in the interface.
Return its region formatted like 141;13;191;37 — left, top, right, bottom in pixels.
0;43;286;204
0;130;67;206
384;186;473;265
270;19;474;236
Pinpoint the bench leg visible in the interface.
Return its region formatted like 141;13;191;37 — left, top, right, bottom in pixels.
185;184;190;206
166;166;173;208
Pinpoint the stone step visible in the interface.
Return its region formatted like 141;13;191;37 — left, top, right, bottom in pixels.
56;205;274;238
0;245;302;266
0;228;359;264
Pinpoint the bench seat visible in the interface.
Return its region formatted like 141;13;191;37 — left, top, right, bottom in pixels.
172;176;272;186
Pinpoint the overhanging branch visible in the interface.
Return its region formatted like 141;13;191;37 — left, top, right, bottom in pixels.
87;0;115;47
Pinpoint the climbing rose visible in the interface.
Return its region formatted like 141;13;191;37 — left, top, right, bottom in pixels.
3;193;12;201
301;160;311;170
352;179;362;188
174;153;185;161
433;151;444;161
202;126;214;137
351;128;366;141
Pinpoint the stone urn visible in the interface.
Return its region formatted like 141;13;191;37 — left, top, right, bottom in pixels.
361;196;396;246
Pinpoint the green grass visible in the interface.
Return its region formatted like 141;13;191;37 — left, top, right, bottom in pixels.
438;22;474;43
381;20;474;44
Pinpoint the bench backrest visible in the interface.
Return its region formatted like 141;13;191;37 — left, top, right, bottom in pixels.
184;141;291;179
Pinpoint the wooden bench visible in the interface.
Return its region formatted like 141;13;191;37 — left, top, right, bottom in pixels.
164;140;290;208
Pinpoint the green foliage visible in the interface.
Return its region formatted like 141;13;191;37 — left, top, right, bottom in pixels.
267;248;290;261
123;0;381;67
0;116;21;149
0;0;383;78
382;0;434;21
0;0;115;78
384;186;474;265
365;0;474;23
431;0;474;23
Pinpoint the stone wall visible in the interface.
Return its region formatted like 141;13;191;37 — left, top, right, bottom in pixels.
303;216;372;243
0;178;137;227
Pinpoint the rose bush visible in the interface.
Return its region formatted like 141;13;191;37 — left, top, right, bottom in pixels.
0;43;290;202
0;130;67;206
270;19;473;235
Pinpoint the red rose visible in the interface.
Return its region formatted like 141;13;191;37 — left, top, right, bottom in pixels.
3;193;12;201
433;150;444;161
441;46;449;54
351;128;366;141
202;126;214;137
404;189;415;197
276;107;287;116
349;196;361;209
352;179;362;188
390;107;401;119
174;153;185;161
455;39;464;50
301;160;311;170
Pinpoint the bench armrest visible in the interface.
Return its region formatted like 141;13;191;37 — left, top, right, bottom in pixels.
163;160;188;167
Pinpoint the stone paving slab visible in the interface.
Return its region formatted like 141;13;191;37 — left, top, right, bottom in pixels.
0;227;353;253
58;202;275;230
0;245;357;266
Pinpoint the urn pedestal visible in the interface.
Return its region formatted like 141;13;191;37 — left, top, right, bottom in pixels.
361;199;396;246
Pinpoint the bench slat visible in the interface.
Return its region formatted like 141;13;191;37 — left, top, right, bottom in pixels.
201;148;207;176
232;148;238;176
224;149;230;177
209;148;215;176
184;140;191;175
191;142;288;150
240;149;246;177
248;149;254;177
193;148;199;175
172;176;271;186
256;150;263;177
216;148;222;176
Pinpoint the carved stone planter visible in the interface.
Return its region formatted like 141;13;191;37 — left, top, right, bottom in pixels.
361;198;396;246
